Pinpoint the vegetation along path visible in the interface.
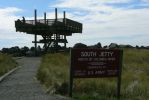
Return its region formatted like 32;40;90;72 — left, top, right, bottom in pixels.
0;57;68;100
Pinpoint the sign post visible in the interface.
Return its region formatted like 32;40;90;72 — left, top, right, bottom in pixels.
69;50;73;97
117;51;123;99
69;48;123;98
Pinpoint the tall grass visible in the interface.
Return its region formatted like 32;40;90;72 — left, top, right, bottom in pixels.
37;53;69;94
37;49;149;99
0;53;17;76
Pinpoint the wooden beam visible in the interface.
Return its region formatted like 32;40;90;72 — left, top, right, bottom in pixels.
63;11;66;24
34;9;37;56
44;12;46;24
55;8;57;21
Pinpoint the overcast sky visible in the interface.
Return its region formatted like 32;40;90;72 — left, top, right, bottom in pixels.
0;0;149;49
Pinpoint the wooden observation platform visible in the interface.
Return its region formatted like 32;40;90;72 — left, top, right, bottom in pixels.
15;8;83;54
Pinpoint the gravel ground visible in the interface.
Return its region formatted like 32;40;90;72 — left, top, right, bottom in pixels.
0;57;69;100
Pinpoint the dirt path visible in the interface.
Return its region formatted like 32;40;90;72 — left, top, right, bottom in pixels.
0;57;69;100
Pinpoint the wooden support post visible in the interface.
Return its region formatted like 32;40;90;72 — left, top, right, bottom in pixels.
63;11;66;48
46;35;52;52
55;8;57;22
34;34;37;55
63;11;66;24
43;36;47;50
35;9;37;24
117;50;123;99
55;8;58;51
34;9;37;56
69;49;73;97
64;35;66;48
56;34;58;48
44;12;46;24
44;13;47;52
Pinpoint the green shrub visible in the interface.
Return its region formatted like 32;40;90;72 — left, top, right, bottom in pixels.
0;53;17;76
37;53;69;95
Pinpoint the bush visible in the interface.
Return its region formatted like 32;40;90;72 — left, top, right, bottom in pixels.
37;53;69;95
95;42;102;48
0;53;17;76
73;43;88;48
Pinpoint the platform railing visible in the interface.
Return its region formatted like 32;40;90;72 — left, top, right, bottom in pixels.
15;18;82;33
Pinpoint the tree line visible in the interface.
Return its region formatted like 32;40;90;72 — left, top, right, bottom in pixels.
73;42;149;49
0;46;42;57
0;42;149;57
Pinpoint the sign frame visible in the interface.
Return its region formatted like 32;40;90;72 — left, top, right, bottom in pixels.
69;48;123;99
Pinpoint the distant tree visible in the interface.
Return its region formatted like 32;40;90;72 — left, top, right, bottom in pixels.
146;46;149;49
103;45;108;49
109;43;119;49
2;48;9;53
30;47;35;51
37;45;42;52
136;45;139;49
73;43;88;48
126;45;133;48
119;44;134;48
24;46;29;51
9;46;20;54
21;46;29;55
140;46;145;49
94;42;102;48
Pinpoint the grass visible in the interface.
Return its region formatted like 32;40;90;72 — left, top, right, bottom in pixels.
37;49;149;100
37;53;69;94
0;52;17;76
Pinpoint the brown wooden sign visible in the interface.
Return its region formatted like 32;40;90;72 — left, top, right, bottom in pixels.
71;49;122;78
69;48;123;98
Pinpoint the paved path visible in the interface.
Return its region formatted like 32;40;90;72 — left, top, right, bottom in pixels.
0;57;69;100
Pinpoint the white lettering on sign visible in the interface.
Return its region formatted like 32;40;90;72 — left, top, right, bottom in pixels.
99;52;113;57
81;52;97;57
95;70;105;75
80;52;114;57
